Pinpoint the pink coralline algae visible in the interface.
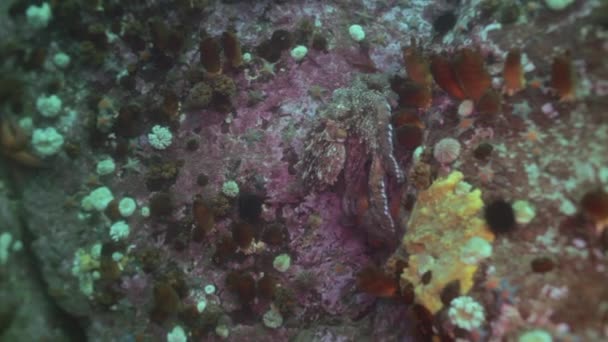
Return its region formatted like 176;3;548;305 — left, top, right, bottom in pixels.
298;75;404;241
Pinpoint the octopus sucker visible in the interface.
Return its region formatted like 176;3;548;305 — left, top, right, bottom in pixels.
368;155;396;235
382;122;405;184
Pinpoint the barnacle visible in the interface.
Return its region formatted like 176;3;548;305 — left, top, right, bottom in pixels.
431;49;491;103
294;18;315;45
210;193;232;217
273;286;297;316
238;192;264;223
392;110;423;128
212;235;237;264
392;110;425;150
402;38;432;87
311;33;328;52
551;50;576;101
256;29;293;63
270;29;294;51
149;17;184;55
232;222;255;249
222;30;242;68
200;35;222;74
392;77;432;109
114;104;142;138
256;274;277;299
121;19;146;52
150;282;182;324
430;54;467;100
104;199;122;221
149;192;174;217
25;47;47;70
503;49;525;96
225;271;256;305
343;46;379;73
0;76;25;112
192;196;215;241
162;90;181;120
452;48;491;102
261;223;288;246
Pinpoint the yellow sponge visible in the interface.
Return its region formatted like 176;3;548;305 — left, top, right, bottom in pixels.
397;171;494;313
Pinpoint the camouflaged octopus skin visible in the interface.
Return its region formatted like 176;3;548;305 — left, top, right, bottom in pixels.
299;75;405;239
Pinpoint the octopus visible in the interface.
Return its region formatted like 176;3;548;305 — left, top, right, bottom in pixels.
298;75;405;242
